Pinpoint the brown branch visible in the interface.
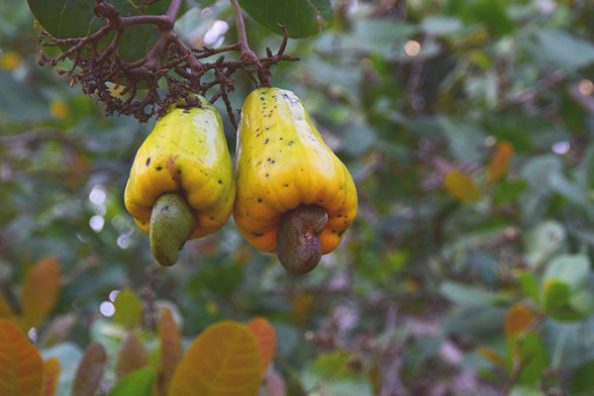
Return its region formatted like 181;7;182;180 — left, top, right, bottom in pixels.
230;0;251;54
119;15;173;30
38;0;297;123
229;0;272;87
166;0;183;20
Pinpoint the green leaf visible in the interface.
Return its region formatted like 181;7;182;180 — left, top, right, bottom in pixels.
571;360;594;396
443;306;506;343
518;272;539;303
570;290;594;316
439;281;499;307
420;16;464;36
438;117;486;161
113;288;143;329
449;0;514;36
543;254;590;292
510;386;544;396
27;0;168;62
109;368;154;396
302;351;373;396
238;0;333;38
517;333;547;385
522;29;594;72
542;279;571;311
493;180;528;205
0;71;51;123
523;221;566;267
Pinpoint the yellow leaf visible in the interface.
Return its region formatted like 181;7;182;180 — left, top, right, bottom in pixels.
487;141;514;183
42;358;61;396
115;333;149;380
158;308;181;396
21;257;60;329
443;170;480;202
113;287;143;329
246;317;276;370
504;303;535;340
168;321;264;396
0;319;44;396
71;342;107;396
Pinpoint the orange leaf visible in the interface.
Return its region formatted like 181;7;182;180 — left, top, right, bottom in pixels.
0;319;44;396
21;257;60;329
42;358;61;396
168;320;264;396
0;294;14;320
504;303;535;340
487;141;514;184
158;308;181;396
115;332;149;380
71;342;106;396
443;170;480;202
246;317;276;370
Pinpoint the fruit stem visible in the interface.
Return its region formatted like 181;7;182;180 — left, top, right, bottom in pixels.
229;0;272;87
149;194;196;267
277;205;328;274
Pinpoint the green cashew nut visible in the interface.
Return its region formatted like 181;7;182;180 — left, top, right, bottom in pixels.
276;205;329;274
149;194;196;267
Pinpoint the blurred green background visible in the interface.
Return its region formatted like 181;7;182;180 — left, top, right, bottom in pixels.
2;0;594;394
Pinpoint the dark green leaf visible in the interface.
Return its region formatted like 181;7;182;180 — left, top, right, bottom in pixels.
238;0;333;38
571;360;594;396
27;0;168;62
493;180;528;205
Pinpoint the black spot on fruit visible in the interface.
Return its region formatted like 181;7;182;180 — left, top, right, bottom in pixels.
146;157;151;166
156;166;163;171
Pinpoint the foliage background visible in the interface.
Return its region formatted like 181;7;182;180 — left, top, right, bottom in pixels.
2;0;594;394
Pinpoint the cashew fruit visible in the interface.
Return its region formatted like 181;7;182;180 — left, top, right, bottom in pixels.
234;88;357;272
124;97;235;266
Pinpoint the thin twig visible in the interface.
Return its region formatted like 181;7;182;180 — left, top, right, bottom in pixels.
229;0;272;87
38;0;297;123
